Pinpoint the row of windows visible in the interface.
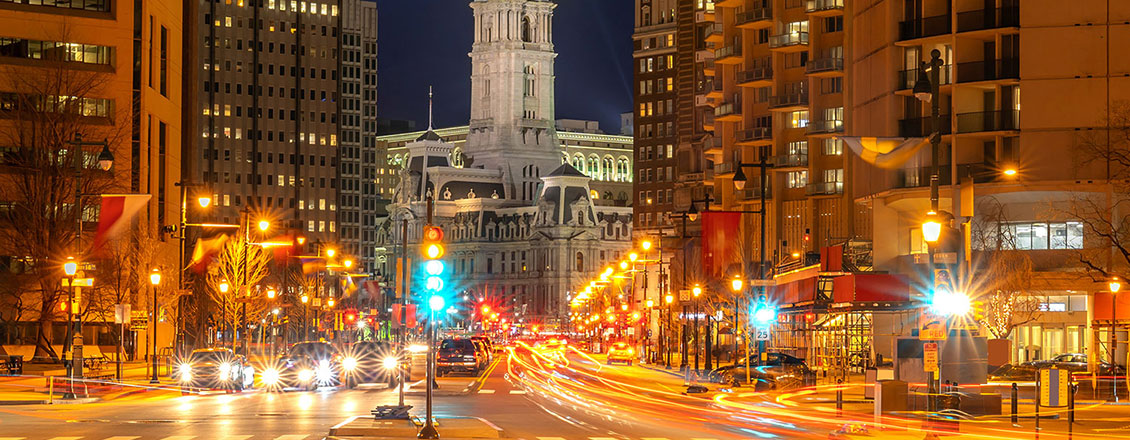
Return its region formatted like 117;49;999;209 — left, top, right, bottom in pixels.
1000;222;1084;250
639;77;674;96
639;189;674;206
638;98;674;118
639;54;674;74
0;93;112;118
0;0;107;12
637;121;674;139
567;154;632;182
200;127;337;146
205;149;337;167
638;166;674;184
638;144;674;162
0;38;112;65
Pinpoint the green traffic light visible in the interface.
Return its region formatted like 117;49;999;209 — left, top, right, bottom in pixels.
428;295;445;312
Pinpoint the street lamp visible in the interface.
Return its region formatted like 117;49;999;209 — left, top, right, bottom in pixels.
731;277;744;292
641;240;652;251
149;268;161;384
326;248;336;258
258;219;270;232
922;211;942;244
267;287;277;299
1110;278;1121;293
219;280;230;346
198;196;212;208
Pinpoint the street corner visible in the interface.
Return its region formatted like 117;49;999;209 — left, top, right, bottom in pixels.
328;414;506;439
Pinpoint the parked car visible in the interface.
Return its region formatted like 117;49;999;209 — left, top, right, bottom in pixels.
709;352;815;390
606;342;635;365
989;353;1126;382
471;339;493;363
471;336;497;354
437;338;487;375
264;341;343;390
175;348;254;391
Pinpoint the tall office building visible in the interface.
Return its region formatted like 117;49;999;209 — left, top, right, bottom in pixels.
339;0;379;273
193;0;343;246
0;0;183;349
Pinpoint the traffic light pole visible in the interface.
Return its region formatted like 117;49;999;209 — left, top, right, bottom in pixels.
419;196;440;439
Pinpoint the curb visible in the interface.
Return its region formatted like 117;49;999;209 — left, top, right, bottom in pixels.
637;362;690;380
0;397;101;405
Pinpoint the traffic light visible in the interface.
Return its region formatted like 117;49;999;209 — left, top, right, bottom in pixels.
344;310;357;326
421;225;447;311
972;300;985;321
752;303;777;326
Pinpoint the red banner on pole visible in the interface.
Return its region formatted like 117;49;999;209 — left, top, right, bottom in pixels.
702;211;742;278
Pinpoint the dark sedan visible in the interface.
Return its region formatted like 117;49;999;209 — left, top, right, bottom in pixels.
990;353;1126;381
175;348;253;391
709;352;815;390
341;341;402;386
437;338;487;375
262;341;343;390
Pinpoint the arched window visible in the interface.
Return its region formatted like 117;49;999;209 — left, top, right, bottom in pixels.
451;147;464;168
602;156;614;181
587;155;600;178
616;157;631;182
572;154;585;172
521;16;532;42
575;252;584;272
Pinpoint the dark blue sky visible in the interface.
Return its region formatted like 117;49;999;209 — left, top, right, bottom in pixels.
376;0;634;133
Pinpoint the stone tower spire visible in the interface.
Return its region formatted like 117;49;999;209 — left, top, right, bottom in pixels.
466;0;561;179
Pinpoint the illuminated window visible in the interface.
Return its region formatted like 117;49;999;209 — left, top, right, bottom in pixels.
788;111;809;128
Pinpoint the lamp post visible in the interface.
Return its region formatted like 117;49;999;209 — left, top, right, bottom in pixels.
1111;278;1122;402
692;284;702;373
170;181;213;355
149;268;162;383
240;215;269;355
65;134;113;380
63;257;79;381
913;49;944;408
300;294;310;342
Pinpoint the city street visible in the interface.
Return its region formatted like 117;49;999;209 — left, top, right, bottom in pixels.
2;344;1127;440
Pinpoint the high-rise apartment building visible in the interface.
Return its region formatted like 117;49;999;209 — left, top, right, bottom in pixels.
193;0;343;246
339;0;379;273
632;0;681;234
0;0;183;349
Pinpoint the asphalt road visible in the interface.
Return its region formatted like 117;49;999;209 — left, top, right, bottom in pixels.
1;345;1125;440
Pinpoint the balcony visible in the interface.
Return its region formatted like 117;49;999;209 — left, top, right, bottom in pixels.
956;110;1019;133
769;32;809;51
705;23;725;44
695;49;715;63
703;59;716;76
805;0;843;16
956;58;1019;83
897;65;952;90
773;153;808;168
706;78;724;99
957;7;1019;33
736;67;773;87
897;165;952;189
806;119;844;134
714;99;743;122
806;57;844;76
737;127;772;145
695;9;714;23
897;115;952;137
713;161;736;177
769;92;809;111
702;112;715;132
715;45;743;65
706;137;724;155
805;182;843;196
716;0;743;8
736;8;773;29
737;183;773;201
694;95;711;107
899;14;952;41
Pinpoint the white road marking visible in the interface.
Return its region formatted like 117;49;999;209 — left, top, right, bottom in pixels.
537;437;567;440
0;437;26;440
641;438;671;440
214;437;253;440
158;437;196;440
103;437;141;440
509;389;527;394
589;437;618;440
272;436;310;440
478;389;495;394
46;437;82;440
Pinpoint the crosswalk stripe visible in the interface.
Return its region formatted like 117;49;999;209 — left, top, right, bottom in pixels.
589;437;618;440
509;389;527;394
478;389;495;394
273;436;309;440
46;437;82;440
103;437;141;440
215;437;253;440
159;437;196;440
537;437;567;440
641;438;671;440
0;437;25;440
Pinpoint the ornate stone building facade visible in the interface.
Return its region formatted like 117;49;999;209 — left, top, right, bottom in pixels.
374;0;633;325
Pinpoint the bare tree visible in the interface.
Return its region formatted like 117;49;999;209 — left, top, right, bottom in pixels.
205;233;272;340
971;197;1041;339
0;26;126;359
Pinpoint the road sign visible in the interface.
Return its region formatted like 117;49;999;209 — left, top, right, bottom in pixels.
754;327;770;341
131;317;149;331
1040;368;1070;408
923;342;939;373
933;252;957;264
919;313;947;340
678;289;691;302
114;304;132;324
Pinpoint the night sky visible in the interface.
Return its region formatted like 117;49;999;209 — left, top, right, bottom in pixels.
376;0;634;134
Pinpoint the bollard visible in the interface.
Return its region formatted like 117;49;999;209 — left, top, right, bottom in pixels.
1035;377;1041;431
47;376;53;405
1017;382;1026;423
1069;383;1076;428
836;379;843;417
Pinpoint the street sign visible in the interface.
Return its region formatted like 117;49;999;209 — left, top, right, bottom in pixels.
114;304;132;324
62;278;94;287
313;297;322;307
919;313;947;340
1040;368;1070;408
923;342;939;372
933;252;957;264
131;317;149;331
754;327;770;341
678;289;691;302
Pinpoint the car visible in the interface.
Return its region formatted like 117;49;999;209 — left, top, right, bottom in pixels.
470;336;496;354
175;348;254;391
342;341;402;386
263;341;343;390
989;353;1126;382
606;342;635;365
437;338;487;375
709;352;815;390
536;338;567;350
471;339;492;363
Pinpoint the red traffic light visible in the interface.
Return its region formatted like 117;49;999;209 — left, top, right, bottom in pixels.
423;226;444;242
344;311;357;324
